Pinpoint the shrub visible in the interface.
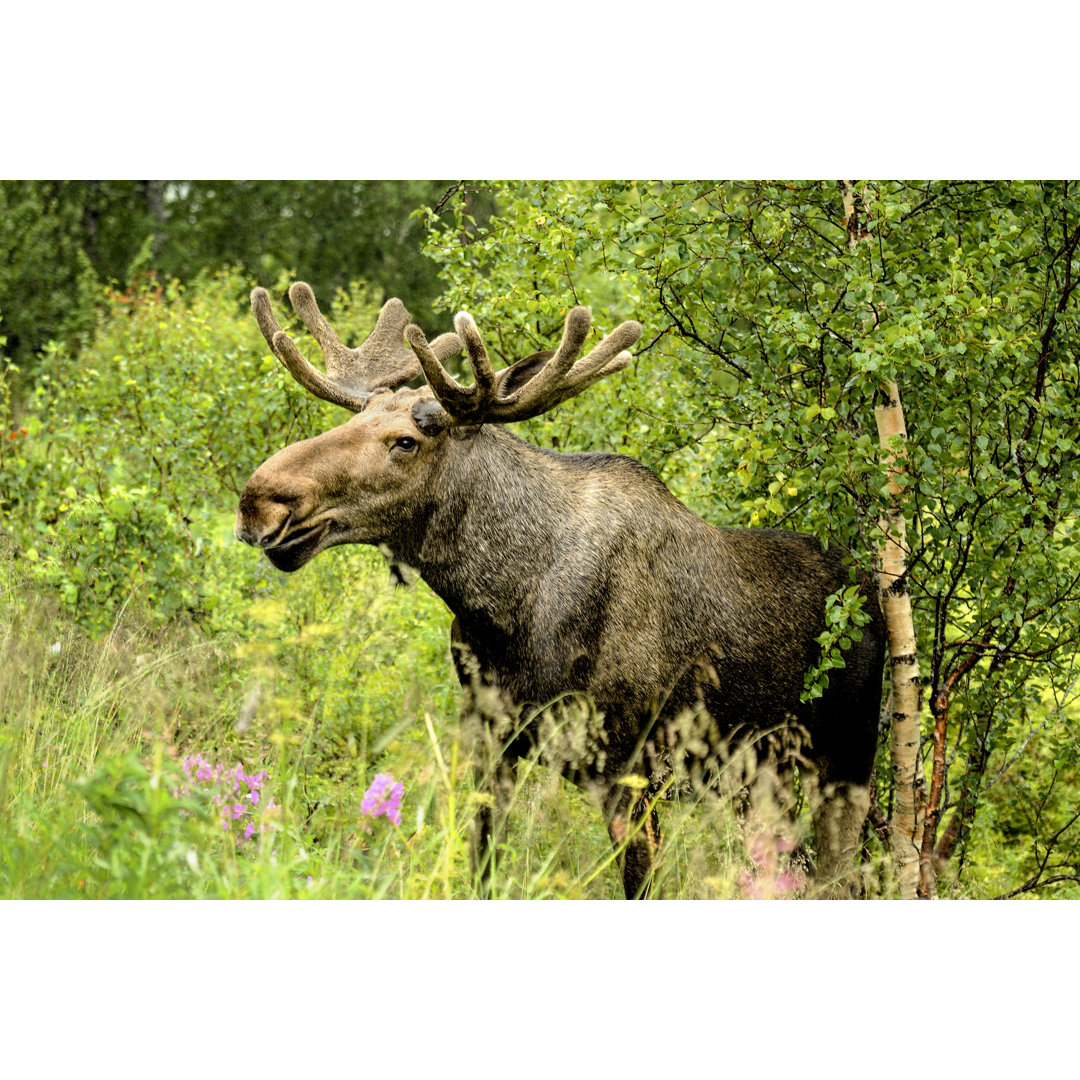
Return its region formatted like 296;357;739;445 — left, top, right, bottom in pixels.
0;270;377;633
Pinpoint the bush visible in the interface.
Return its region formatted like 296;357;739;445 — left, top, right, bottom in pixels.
0;269;376;632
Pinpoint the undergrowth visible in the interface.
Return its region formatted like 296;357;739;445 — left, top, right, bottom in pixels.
1;544;833;899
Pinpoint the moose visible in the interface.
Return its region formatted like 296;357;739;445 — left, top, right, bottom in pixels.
235;282;886;898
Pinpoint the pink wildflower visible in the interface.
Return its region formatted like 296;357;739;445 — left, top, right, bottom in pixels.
361;773;404;827
738;829;806;899
172;753;275;844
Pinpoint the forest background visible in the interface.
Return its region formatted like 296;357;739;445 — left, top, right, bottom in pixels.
2;179;1078;906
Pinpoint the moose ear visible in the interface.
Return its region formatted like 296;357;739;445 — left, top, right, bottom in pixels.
495;350;557;399
411;397;450;436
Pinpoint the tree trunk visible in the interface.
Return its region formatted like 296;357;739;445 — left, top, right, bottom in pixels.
841;182;927;899
874;380;926;898
143;181;168;262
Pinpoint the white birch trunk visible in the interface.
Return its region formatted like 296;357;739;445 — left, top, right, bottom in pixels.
874;380;925;899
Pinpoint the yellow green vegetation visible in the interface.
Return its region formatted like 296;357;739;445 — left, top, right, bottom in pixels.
3;180;1079;898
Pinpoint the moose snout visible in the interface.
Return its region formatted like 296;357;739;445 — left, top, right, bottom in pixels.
235;471;317;548
234;493;289;547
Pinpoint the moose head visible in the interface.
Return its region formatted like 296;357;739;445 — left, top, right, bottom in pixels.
235;283;642;572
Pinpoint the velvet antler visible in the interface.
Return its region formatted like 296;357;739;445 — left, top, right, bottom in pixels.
251;283;463;412
403;307;642;424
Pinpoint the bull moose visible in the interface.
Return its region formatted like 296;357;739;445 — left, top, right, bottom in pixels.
235;282;885;898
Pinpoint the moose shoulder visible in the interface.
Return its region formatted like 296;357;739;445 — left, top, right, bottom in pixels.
236;283;885;898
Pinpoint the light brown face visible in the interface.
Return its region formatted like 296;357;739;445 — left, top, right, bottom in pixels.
234;387;449;572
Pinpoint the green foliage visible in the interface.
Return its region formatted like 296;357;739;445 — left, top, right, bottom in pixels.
2;179;1078;898
0;181;115;367
422;180;1080;897
72;747;212;898
0;268;359;632
160;181;469;328
801;585;872;703
0;180;477;375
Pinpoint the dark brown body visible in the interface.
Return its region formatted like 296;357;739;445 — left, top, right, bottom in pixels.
239;397;884;897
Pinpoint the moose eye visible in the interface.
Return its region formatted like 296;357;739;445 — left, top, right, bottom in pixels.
393;436;417;452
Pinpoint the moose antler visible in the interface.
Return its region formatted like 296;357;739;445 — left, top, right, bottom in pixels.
251;283;463;412
404;307;643;424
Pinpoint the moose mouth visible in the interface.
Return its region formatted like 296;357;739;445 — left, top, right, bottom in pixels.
264;520;332;572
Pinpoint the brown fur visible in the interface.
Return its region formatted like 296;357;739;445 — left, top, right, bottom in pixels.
237;389;884;898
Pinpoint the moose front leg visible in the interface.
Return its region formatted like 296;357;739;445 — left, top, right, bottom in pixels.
451;618;519;896
604;785;662;899
470;755;517;897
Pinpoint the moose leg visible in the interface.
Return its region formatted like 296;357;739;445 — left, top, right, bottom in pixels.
451;619;520;897
809;780;871;898
804;721;874;897
808;620;883;897
604;786;662;899
470;755;517;898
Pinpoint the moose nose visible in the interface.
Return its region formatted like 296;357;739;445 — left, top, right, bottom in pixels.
236;437;326;547
233;513;266;547
235;476;309;548
234;496;291;547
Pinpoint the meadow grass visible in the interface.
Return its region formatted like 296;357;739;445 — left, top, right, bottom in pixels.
0;543;890;901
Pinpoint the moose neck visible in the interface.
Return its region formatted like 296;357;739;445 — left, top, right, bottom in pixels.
394;424;573;638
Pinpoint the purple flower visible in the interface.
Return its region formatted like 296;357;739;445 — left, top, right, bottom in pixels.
361;773;404;827
738;829;806;899
172;752;277;845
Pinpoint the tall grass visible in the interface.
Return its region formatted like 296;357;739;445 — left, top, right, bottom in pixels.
2;541;824;899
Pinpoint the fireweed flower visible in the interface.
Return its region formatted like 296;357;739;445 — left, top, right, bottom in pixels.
737;829;806;899
174;753;275;845
361;773;404;827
